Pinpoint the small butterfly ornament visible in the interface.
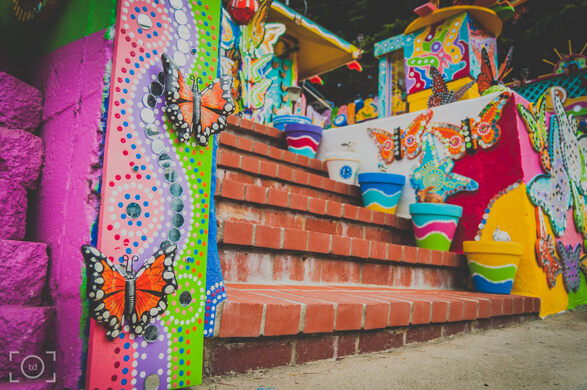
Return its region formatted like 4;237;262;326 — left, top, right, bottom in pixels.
427;66;475;108
535;207;562;288
477;46;513;96
81;244;178;339
162;54;235;146
368;110;433;164
557;241;584;293
430;92;511;159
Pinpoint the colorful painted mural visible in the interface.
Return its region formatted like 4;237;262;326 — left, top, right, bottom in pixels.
220;0;361;126
404;13;471;95
84;1;223;388
318;89;587;316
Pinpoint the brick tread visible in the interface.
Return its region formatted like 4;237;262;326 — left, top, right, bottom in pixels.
215;283;540;338
218;219;463;267
219;130;328;174
219;248;464;287
216;178;412;232
227;114;283;141
217;148;360;200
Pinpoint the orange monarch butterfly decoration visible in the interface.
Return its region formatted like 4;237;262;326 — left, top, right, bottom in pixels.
162;54;235;146
430;91;512;159
368;110;433;164
477;46;513;95
81;244;178;339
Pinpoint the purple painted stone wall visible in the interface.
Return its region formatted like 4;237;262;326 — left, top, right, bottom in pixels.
0;240;48;305
0;72;42;132
30;30;113;389
0;306;54;383
0;178;28;240
0;127;44;189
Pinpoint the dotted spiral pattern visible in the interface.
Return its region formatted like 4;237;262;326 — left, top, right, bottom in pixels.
87;1;221;389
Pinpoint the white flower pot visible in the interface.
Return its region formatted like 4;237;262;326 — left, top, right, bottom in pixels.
325;152;361;185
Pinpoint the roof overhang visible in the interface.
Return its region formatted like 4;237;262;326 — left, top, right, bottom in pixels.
268;1;362;80
404;5;503;37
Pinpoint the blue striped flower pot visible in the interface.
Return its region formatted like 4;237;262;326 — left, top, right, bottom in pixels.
463;240;524;294
358;172;405;214
409;203;462;251
283;123;323;158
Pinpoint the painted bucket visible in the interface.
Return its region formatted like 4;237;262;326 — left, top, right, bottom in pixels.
272;114;312;131
325;151;361;185
283;123;323;158
409;203;462;251
463;240;524;294
357;172;405;214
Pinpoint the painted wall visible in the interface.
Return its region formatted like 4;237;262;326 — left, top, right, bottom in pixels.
404;13;471;95
317;91;507;218
32;29;113;389
0;0;115;81
83;1;223;388
318;90;587;316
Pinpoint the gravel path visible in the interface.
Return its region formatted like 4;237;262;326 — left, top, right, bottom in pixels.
199;306;587;390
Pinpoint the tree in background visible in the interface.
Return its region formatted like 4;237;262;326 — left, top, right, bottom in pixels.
286;0;587;105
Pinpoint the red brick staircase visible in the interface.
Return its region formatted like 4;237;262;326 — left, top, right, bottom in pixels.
204;116;540;375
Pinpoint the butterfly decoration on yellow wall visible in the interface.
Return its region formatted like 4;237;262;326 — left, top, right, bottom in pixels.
535;207;562;288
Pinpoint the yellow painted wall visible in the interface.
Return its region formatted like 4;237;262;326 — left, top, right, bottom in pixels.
407;76;480;113
479;184;569;317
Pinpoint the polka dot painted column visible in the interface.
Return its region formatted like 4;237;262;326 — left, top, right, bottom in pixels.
86;1;222;389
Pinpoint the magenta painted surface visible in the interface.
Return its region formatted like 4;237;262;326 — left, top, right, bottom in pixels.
0;178;27;240
513;93;550;183
0;71;42;132
559;209;584;246
0;240;48;305
0;306;54;382
0;127;44;189
449;95;524;251
30;30;113;389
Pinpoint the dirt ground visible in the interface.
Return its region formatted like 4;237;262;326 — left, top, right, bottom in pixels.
199;306;587;390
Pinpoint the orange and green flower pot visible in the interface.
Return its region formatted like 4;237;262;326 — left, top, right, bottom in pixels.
463;240;524;294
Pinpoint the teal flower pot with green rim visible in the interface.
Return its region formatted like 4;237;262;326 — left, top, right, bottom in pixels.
409;203;463;251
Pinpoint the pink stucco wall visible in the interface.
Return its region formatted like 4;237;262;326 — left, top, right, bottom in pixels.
31;30;113;389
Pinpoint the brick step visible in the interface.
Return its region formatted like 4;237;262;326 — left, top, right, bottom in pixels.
216;179;413;243
227;115;286;148
217;148;361;206
214;284;539;338
219;129;328;175
218;216;463;263
205;285;539;375
219;248;466;288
